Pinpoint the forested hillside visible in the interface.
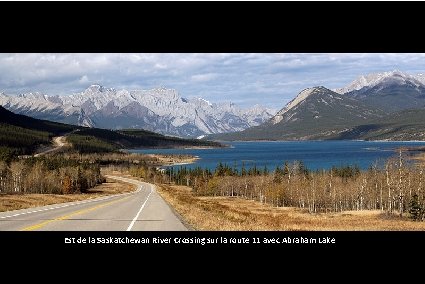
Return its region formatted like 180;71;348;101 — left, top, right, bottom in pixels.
0;106;221;159
67;128;221;153
0;106;77;160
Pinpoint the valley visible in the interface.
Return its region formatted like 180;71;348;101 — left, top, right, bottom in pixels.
2;66;425;231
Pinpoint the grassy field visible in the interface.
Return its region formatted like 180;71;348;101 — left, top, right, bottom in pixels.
0;178;135;212
156;184;425;231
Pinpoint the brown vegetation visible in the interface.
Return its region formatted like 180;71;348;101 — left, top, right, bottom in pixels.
129;150;425;230
0;150;193;212
147;154;198;166
60;152;197;167
0;157;103;194
0;178;135;212
59;152;159;165
156;184;425;231
166;152;425;220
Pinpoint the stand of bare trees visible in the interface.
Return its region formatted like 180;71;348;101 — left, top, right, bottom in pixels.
0;157;103;194
163;155;425;217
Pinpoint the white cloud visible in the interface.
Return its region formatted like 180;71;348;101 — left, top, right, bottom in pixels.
0;53;424;108
79;75;89;84
191;73;218;82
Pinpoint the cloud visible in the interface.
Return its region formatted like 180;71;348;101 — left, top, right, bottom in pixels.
79;75;89;84
0;53;424;108
191;73;218;82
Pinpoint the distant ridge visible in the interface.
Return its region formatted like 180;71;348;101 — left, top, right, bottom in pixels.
208;70;425;141
0;86;274;138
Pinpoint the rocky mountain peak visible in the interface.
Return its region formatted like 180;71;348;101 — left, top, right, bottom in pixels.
335;70;424;94
85;84;105;93
0;85;273;138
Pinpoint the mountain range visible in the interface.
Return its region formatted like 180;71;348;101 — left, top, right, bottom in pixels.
0;105;220;159
208;70;425;141
2;70;425;142
0;85;274;138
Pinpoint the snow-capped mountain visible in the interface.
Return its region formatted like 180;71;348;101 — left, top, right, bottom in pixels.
334;70;425;112
334;70;425;94
0;85;274;137
209;70;425;141
208;86;385;141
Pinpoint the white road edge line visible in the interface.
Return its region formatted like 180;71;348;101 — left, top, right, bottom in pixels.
126;184;153;231
0;176;142;220
0;195;118;219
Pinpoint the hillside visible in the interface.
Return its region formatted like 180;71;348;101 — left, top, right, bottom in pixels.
337;108;425;141
208;87;385;141
344;71;425;112
208;71;425;142
0;106;221;159
0;104;77;134
67;128;222;153
0;106;77;159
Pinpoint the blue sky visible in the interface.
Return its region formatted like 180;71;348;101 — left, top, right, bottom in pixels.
1;53;424;109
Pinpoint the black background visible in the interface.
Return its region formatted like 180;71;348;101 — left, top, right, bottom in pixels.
1;0;424;275
1;1;423;53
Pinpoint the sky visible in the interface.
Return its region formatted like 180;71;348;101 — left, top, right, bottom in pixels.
1;53;424;109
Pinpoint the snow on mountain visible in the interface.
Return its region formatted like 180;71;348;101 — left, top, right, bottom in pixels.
416;73;425;85
334;70;425;113
0;85;274;138
210;86;385;141
335;70;425;94
197;97;212;106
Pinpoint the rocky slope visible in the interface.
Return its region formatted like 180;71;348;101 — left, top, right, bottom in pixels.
0;85;274;138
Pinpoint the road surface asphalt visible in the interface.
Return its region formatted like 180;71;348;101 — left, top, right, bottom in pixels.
0;175;188;231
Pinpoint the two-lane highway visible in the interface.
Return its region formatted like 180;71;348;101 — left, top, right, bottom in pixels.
0;176;188;231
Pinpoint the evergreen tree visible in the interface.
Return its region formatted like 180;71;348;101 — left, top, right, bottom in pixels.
263;165;268;176
273;166;283;183
241;162;246;176
408;194;423;221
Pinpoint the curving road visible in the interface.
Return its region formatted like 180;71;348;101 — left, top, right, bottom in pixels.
34;136;68;157
0;176;188;231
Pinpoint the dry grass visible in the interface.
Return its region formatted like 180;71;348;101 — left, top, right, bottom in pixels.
0;178;135;212
148;154;199;166
156;184;425;231
412;152;425;163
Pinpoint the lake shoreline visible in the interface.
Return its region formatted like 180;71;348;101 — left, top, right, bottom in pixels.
120;144;226;153
148;154;200;167
129;140;425;171
213;139;425;143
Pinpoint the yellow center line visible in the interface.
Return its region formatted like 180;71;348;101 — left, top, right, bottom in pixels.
20;196;131;231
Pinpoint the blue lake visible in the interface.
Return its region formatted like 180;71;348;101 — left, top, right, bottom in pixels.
128;141;425;171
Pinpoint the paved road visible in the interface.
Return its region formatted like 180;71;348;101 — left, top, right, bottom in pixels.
0;176;188;231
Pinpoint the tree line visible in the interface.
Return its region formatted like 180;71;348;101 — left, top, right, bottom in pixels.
0;156;104;194
0;124;52;161
60;152;160;166
153;153;425;221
